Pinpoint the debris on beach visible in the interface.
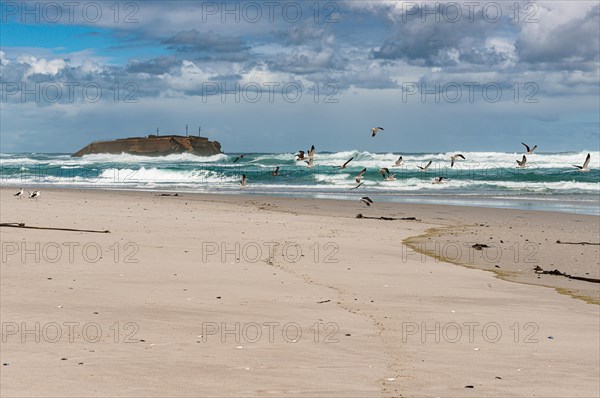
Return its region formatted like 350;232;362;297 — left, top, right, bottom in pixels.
317;299;331;304
533;266;600;283
356;214;420;221
471;243;489;250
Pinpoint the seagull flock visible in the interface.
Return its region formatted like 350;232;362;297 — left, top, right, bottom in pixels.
236;128;593;207
14;129;592;207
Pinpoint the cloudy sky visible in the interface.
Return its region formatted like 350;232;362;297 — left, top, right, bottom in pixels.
1;0;598;153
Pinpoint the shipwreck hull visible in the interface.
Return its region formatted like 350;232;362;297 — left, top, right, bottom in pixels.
72;135;222;157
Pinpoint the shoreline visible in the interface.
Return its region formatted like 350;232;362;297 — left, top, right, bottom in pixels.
1;183;598;216
1;187;599;396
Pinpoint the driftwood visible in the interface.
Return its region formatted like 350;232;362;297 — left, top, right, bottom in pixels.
534;266;600;284
0;223;110;234
356;214;420;221
156;193;179;197
556;240;599;246
471;243;490;250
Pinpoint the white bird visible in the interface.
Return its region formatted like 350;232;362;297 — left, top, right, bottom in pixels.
29;190;40;200
572;153;591;172
393;156;403;167
354;168;367;182
338;157;354;169
271;167;280;176
450;154;465;167
371;127;384;137
240;174;248;187
379;167;396;180
522;142;537;154
417;160;432;171
14;188;24;199
308;145;316;159
350;181;364;190
305;158;315;168
360;197;373;206
432;176;447;184
516;155;527;168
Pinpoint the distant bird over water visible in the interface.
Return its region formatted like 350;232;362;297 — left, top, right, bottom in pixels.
417;160;433;171
308;145;316;159
573;153;591;172
338;157;354;169
233;154;247;163
295;150;306;161
355;168;367;182
305;158;315;168
432;177;447;184
379;168;396;181
371;127;384;137
450;154;465;167
393;156;403;167
14;188;24;198
516;155;527;168
271;167;280;176
521;142;537;154
240;174;248;187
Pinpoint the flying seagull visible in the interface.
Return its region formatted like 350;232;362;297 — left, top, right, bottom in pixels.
305;158;315;168
295;150;306;161
432;176;447;184
338;157;354;169
240;174;248;187
360;197;373;206
572;153;591;172
308;145;316;159
29;190;40;200
417;160;433;171
355;168;367;182
350;181;364;190
450;154;465;167
516;155;527;168
371;127;384;137
271;166;280;176
14;188;24;199
379;167;396;180
233;154;247;163
521;142;537;154
393;156;403;167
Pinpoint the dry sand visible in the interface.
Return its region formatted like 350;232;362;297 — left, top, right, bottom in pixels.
1;187;599;397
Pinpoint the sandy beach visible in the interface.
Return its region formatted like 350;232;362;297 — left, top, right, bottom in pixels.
1;187;599;397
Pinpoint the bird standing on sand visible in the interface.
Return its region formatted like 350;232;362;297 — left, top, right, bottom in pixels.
371;127;384;137
516;155;527;168
29;190;40;200
233;154;247;163
573;153;591;172
417;160;433;171
450;154;465;167
360;197;373;206
338;157;354;169
393;156;403;167
14;188;24;198
354;168;367;183
272;167;280;176
521;142;537;154
240;175;248;187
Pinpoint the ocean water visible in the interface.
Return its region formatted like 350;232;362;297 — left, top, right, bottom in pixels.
1;151;599;215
